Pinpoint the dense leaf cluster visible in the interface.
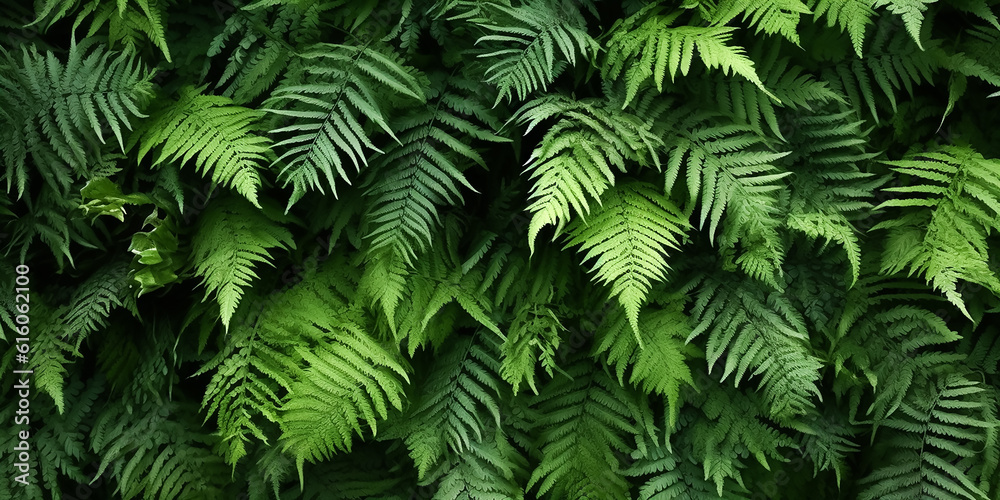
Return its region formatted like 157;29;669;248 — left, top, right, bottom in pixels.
2;0;1000;498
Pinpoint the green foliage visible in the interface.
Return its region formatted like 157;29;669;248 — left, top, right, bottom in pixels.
190;196;294;330
133;87;271;207
4;0;1000;498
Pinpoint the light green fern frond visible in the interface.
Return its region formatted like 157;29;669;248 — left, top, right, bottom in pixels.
709;0;812;45
512;94;662;252
134;87;270;207
595;303;698;427
604;5;773;107
872;145;1000;319
661;109;790;286
190;197;294;330
564;182;689;336
873;0;936;49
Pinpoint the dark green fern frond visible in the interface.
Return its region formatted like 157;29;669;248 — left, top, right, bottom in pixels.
564;181;689;336
31;0;171;62
472;0;599;105
190;196;294;330
134;87;271;207
823;17;938;122
433;429;529;500
782;109;881;286
264;42;424;208
399;331;504;478
810;0;877;55
0;38;152;197
91;400;228;499
859;373;995;500
706;41;839;140
527;356;650;499
688;271;823;420
872;145;1000;319
362;72;506;265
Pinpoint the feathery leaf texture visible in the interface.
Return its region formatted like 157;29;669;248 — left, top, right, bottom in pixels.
604;5;774;108
265;43;424;208
190;197;294;330
513;94;662;252
873;145;1000;318
0;37;151;197
473;0;599;105
565;182;689;336
134;87;270;207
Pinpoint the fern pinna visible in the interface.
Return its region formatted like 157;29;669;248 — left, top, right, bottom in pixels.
2;0;1000;499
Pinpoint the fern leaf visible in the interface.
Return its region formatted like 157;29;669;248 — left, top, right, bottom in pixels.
134;87;270;207
595;303;698;427
604;5;774;108
859;373;995;500
564;182;689;336
873;0;935;49
811;0;877;55
264;43;424;208
873;145;1000;319
688;272;824;420
190;197;294;330
512;94;662;252
473;0;599;105
527;356;648;499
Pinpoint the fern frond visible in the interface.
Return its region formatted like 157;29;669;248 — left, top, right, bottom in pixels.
873;145;1000;319
512;94;662;252
399;331;504;478
564;181;689;336
604;5;773;107
661;109;790;287
264;42;424;208
363;73;505;265
707;41;840;139
91;400;228;499
527;356;649;499
859;373;995;500
473;0;599;105
873;0;935;49
709;0;812;45
810;0;877;55
190;197;294;330
0;38;152;196
134;87;270;207
434;430;529;500
783;109;881;286
595;303;698;427
688;272;823;420
75;0;172;62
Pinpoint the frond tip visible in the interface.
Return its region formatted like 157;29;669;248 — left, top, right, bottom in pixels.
564;182;689;337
